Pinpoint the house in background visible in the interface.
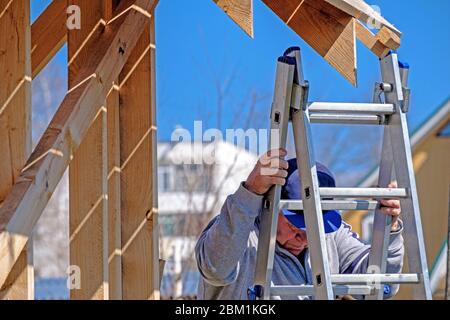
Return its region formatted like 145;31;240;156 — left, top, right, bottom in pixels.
343;97;450;299
157;140;258;298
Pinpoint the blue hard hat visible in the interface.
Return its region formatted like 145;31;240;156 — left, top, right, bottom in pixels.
281;159;342;233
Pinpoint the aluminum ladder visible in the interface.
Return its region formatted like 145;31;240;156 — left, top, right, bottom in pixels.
250;47;432;300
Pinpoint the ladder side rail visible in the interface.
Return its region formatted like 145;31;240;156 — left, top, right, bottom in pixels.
288;49;334;300
291;103;334;300
366;127;394;300
381;53;432;299
253;57;295;300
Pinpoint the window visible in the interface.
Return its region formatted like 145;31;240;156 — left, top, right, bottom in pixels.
158;166;173;192
159;214;177;237
174;164;213;192
159;213;206;237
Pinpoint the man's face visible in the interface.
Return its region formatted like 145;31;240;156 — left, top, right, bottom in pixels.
276;211;308;255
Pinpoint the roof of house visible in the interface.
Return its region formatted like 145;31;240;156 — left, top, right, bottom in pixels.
358;97;450;187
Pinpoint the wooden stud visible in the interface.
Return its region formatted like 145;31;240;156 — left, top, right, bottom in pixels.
0;0;33;300
0;0;157;290
68;0;108;300
213;0;254;37
106;85;122;299
119;7;159;299
149;13;160;299
0;243;32;299
31;0;67;79
1;236;35;299
104;0;122;300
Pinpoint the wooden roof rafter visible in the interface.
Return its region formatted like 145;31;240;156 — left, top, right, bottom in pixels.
213;0;402;86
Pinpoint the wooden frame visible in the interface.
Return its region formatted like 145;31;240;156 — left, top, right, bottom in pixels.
0;0;159;300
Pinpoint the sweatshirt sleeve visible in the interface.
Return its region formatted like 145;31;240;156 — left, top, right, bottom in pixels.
195;183;263;286
335;220;405;299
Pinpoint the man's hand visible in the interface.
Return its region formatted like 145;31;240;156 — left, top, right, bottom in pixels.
244;148;289;195
379;181;402;232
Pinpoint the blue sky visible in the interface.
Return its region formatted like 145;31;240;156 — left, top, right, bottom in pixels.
31;0;450;144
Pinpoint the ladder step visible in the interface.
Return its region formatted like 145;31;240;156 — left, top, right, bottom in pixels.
280;199;379;211
319;188;408;199
331;273;420;284
309;113;384;125
270;274;419;297
308;102;395;115
271;285;373;296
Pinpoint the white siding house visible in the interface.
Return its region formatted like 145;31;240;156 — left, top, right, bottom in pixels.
158;140;258;298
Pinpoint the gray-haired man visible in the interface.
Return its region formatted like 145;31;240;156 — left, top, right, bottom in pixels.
195;148;404;300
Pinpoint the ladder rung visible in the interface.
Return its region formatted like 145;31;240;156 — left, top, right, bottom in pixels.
271;285;373;296
280;199;379;211
319;188;408;199
309;113;383;125
331;273;420;284
308;102;395;115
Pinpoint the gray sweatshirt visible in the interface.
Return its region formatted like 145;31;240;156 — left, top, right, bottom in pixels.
195;183;405;300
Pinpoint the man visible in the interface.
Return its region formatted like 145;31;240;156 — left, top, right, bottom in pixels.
195;149;404;300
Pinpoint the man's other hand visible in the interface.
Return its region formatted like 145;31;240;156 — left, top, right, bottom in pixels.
379;181;402;232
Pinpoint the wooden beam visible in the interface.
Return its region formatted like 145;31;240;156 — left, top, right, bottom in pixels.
376;26;401;49
355;21;400;58
103;0;122;300
0;242;33;299
0;0;157;290
0;0;33;300
323;0;401;36
31;0;67;79
119;8;159;300
315;1;401;56
68;0;108;301
149;17;160;298
106;85;122;300
0;0;32;203
263;0;357;85
213;0;253;37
